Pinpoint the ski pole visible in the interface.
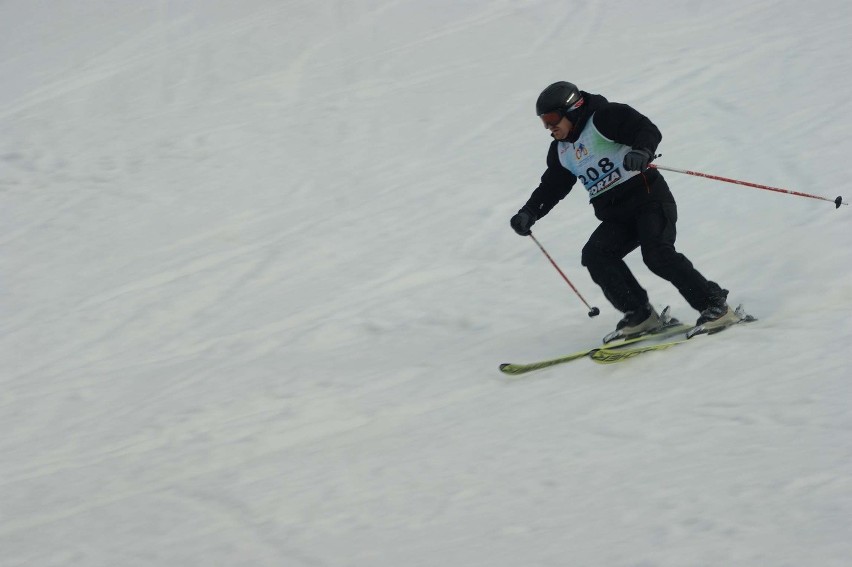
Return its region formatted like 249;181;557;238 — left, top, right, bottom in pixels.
528;232;600;318
649;163;848;209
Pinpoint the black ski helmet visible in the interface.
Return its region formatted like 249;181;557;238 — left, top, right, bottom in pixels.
536;81;582;116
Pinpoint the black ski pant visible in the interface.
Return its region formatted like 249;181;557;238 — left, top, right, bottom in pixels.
581;201;723;314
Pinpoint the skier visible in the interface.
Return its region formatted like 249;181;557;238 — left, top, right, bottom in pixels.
510;81;739;338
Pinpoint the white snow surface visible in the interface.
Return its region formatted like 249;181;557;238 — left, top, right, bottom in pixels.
2;1;851;565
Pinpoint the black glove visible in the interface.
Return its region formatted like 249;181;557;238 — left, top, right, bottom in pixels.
510;206;537;236
623;148;653;171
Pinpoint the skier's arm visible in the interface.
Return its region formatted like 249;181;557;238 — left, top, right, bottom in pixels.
521;142;577;220
592;102;662;154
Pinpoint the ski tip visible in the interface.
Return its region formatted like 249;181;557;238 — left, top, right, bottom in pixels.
499;364;526;376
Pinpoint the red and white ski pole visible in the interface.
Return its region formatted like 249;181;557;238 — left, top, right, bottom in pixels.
649;163;848;209
529;232;600;318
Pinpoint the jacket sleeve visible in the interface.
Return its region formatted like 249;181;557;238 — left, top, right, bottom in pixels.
521;142;577;219
592;102;661;154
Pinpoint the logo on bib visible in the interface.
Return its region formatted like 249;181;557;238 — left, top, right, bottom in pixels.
588;168;623;198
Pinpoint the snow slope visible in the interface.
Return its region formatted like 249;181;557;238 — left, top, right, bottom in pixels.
2;1;851;565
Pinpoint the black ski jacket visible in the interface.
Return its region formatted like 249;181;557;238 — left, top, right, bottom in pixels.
522;92;674;223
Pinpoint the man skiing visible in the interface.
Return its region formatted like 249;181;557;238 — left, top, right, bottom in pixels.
511;81;738;338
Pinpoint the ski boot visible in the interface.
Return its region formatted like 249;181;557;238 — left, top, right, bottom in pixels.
603;303;663;343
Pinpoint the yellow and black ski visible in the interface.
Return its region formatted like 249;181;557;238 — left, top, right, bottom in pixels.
499;322;691;375
499;306;757;374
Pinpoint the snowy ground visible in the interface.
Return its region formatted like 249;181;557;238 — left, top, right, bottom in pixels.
2;1;851;566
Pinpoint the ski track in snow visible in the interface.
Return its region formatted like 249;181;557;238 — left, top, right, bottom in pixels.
2;1;851;566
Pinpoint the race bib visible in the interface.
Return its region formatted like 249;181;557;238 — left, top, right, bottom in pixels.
557;116;640;200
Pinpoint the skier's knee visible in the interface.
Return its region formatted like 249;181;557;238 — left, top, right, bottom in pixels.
581;242;605;267
642;246;677;274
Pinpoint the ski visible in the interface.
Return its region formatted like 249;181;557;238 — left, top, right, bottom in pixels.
499;320;691;376
499;305;758;374
590;305;758;364
591;337;688;364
